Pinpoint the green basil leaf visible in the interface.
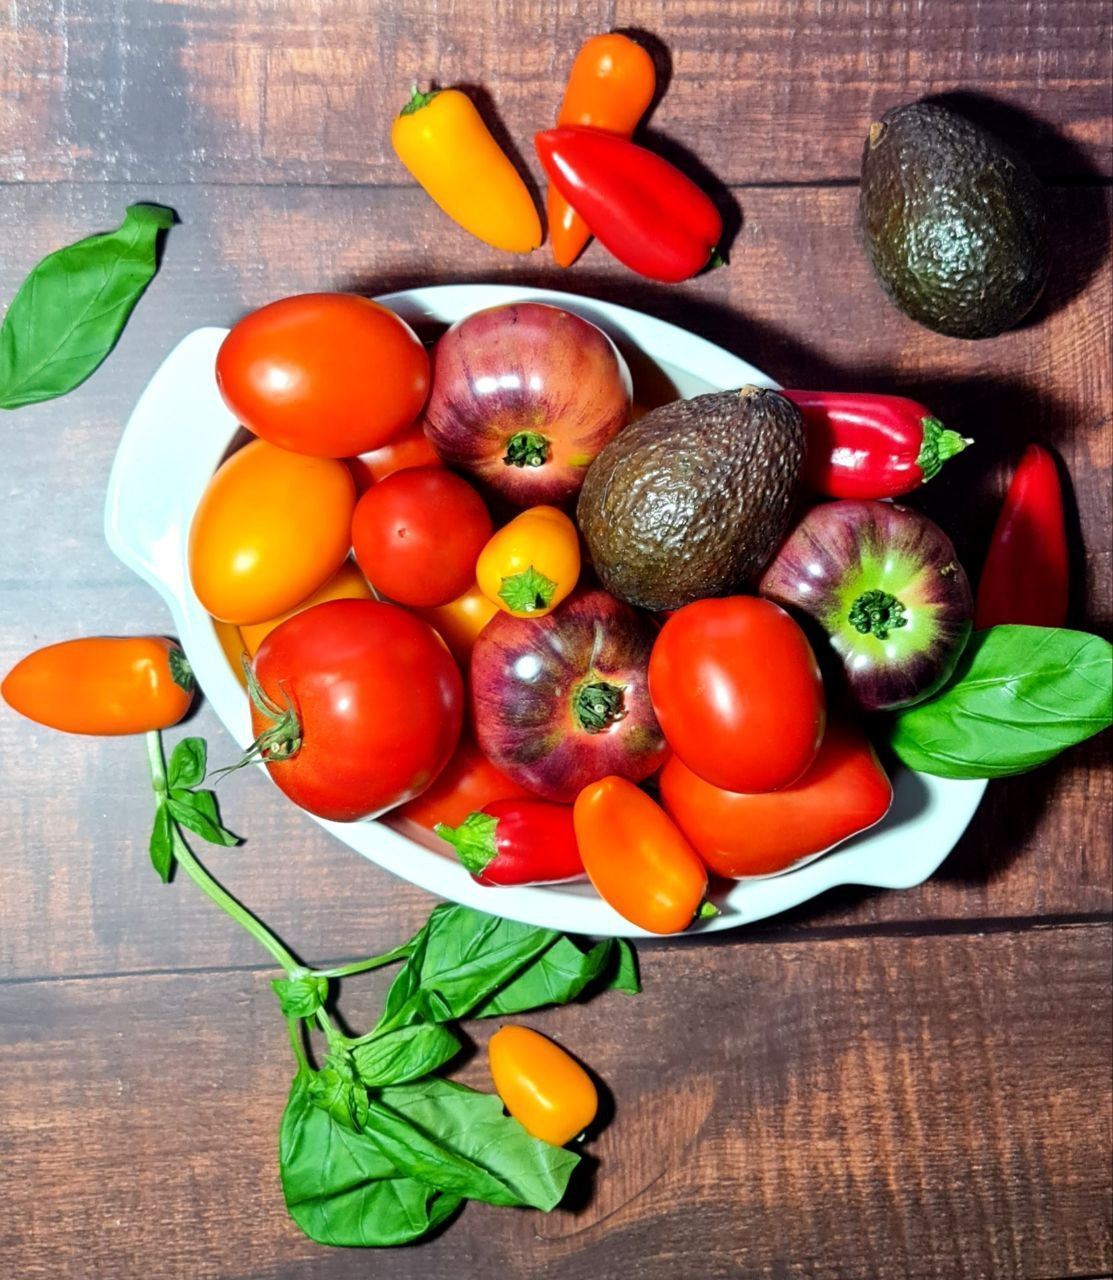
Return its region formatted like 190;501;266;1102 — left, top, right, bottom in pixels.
889;626;1113;778
167;737;206;790
470;936;619;1018
352;1023;461;1087
148;801;173;884
366;1078;579;1210
308;1052;369;1132
0;203;175;409
271;974;329;1020
280;1070;462;1247
377;904;558;1030
167;789;239;847
611;938;641;994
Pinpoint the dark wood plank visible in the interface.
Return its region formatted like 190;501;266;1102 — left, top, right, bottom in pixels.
0;181;1109;980
2;0;1110;186
0;923;1108;1279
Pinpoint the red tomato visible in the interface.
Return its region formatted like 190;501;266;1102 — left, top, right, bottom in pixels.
250;599;463;822
216;294;429;458
352;468;493;607
393;735;530;833
659;719;892;877
648;596;825;793
350;420;443;493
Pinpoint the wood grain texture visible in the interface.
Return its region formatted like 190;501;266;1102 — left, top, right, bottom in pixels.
0;924;1108;1280
2;0;1110;186
0;181;1109;981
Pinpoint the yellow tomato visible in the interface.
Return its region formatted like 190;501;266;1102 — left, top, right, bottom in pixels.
239;560;373;656
188;440;355;625
488;1026;598;1147
414;582;498;665
476;506;581;618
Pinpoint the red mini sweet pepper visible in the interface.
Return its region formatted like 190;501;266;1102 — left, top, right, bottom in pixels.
534;126;722;282
435;798;584;887
974;443;1069;629
783;390;971;499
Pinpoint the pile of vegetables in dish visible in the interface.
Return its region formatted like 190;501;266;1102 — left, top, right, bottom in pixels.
149;288;1104;934
1;24;1111;1254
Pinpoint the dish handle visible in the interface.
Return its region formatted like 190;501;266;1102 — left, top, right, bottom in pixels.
104;327;235;605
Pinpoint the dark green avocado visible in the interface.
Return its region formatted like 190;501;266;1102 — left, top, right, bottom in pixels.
860;101;1049;338
576;386;804;612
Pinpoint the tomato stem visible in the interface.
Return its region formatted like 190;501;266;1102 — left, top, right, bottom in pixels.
503;431;550;469
572;679;626;734
214;659;303;779
848;589;908;641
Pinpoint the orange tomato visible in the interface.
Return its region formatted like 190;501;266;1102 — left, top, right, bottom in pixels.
350;420;443;494
549;34;656;267
188;439;355;625
415;583;498;665
3;636;194;735
239;560;373;656
476;507;581;618
573;776;711;934
215;294;430;458
488;1026;597;1146
394;734;529;832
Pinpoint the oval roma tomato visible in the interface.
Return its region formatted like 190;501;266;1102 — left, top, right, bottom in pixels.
488;1026;597;1146
249;599;463;822
649;596;826;793
659;719;893;877
188;440;355;625
216;293;430;458
352;467;493;608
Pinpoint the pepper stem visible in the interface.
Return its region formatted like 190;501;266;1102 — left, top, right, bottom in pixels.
572;680;626;734
434;812;499;876
399;85;440;116
917;417;972;482
848;589;908;641
503;431;550;469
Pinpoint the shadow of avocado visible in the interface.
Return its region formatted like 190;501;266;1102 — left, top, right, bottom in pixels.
921;91;1111;325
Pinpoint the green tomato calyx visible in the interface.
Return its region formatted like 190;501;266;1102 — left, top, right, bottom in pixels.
503;431;550;469
573;680;626;734
848;589;908;641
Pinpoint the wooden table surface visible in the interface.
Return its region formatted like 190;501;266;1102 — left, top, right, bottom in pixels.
1;3;1110;1277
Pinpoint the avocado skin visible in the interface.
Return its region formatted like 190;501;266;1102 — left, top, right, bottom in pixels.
860;101;1049;339
576;386;804;612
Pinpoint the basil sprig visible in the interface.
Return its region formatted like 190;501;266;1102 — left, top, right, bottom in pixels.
0;203;173;409
141;732;638;1248
889;625;1112;779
